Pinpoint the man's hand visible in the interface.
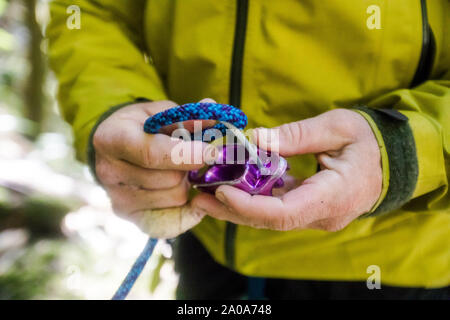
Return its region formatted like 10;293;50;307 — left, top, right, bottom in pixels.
93;100;209;224
192;109;383;232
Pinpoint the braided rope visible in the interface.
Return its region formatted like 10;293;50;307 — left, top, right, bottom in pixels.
143;102;248;137
112;238;158;300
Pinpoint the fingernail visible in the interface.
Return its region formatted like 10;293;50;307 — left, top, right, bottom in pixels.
194;207;208;217
215;191;227;204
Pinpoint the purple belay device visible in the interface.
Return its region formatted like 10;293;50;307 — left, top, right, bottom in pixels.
188;144;288;196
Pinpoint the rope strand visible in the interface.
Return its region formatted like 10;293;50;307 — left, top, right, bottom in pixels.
112;238;158;300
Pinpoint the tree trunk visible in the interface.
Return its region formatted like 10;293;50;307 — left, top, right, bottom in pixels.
23;0;44;138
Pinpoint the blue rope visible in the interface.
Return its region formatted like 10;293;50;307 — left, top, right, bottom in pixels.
143;102;248;138
112;103;247;300
112;238;158;300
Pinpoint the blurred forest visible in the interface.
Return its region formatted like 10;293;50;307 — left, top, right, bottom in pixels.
0;0;177;299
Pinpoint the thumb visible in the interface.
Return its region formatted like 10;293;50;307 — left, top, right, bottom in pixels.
253;110;353;157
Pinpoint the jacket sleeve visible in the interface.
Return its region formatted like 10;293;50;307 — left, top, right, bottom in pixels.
356;73;449;216
353;0;450;217
47;0;168;162
352;32;450;218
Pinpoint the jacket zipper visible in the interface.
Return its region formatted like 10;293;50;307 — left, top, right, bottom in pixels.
225;0;249;269
410;0;436;87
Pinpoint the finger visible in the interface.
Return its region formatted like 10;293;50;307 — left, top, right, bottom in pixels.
210;170;346;230
127;100;204;135
193;186;298;231
108;178;190;216
139;100;179;116
106;127;209;170
198;98;217;103
215;186;298;230
253;109;358;157
161;119;218;136
96;156;186;190
191;192;261;227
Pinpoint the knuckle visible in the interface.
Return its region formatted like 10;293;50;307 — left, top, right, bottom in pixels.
160;99;177;106
330;109;359;137
332;108;355;123
95;160;114;184
150;100;178;114
331;108;351;119
280;122;303;144
95;165;108;182
143;145;159;167
92;128;109;152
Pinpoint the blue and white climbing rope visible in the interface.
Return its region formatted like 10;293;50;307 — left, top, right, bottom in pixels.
112;238;158;300
144;102;248;137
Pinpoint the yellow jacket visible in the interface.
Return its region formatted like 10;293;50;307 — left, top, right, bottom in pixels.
47;0;450;288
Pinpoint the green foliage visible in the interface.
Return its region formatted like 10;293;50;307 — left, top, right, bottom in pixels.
0;195;72;238
0;241;60;300
149;253;167;293
0;28;13;51
0;0;7;17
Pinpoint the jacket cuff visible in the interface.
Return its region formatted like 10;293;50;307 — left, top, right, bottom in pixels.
399;110;447;200
87;97;152;185
353;106;418;216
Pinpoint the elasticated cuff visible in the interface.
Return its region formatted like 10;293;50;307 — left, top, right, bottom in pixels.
87;97;152;185
354;106;419;216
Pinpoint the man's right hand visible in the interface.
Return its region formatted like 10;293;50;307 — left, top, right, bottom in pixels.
92;100;209;224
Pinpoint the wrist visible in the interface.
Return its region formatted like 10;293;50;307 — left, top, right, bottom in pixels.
353;106;418;217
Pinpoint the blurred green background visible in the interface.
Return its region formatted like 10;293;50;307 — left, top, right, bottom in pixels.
0;0;177;299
